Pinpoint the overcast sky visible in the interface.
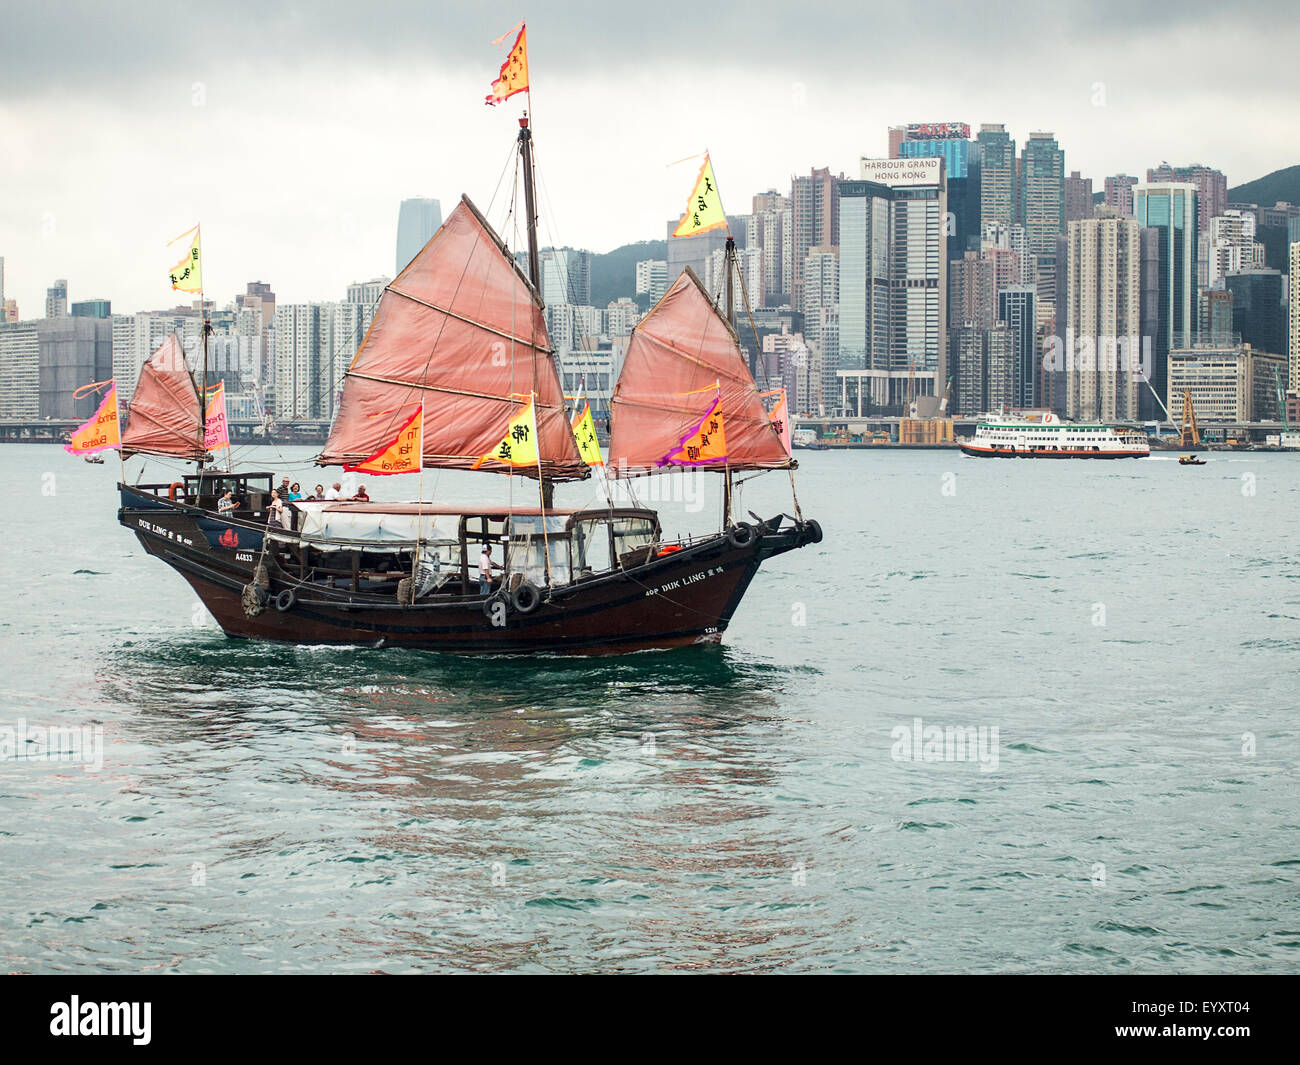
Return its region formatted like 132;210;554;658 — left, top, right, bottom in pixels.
1;1;1297;317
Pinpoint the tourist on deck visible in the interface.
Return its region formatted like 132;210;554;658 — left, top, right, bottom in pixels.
276;476;292;500
267;490;286;527
351;485;370;502
288;482;303;501
478;543;503;596
217;489;236;515
310;484;325;501
324;482;342;500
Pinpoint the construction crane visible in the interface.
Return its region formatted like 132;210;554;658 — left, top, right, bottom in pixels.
1178;390;1201;449
938;376;953;416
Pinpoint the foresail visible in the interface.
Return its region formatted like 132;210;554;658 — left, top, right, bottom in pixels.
319;196;588;480
607;268;792;475
120;333;207;461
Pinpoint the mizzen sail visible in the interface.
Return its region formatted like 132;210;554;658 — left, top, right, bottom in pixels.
319;196;588;480
607;268;792;475
120;333;207;461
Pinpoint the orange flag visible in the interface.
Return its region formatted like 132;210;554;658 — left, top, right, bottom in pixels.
485;22;529;106
762;388;791;457
657;391;727;467
345;406;423;476
64;381;120;455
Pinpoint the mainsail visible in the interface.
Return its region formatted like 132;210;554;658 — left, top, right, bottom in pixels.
120;333;207;460
319;196;588;481
607;268;792;475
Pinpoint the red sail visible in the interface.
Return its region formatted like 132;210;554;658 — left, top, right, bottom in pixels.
120;333;207;460
319;196;588;480
608;268;792;475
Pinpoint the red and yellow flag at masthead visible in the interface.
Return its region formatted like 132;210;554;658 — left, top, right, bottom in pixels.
485;21;529;106
571;400;604;467
474;393;540;468
656;389;727;467
671;153;727;238
167;224;203;293
64;379;120;456
345;405;423;476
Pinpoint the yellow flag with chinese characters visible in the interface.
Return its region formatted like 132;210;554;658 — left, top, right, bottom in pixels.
474;394;540;468
168;224;203;292
672;154;727;238
345;406;423;475
571;401;604;467
485;23;529;105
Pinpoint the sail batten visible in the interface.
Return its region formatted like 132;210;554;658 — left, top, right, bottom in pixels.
608;268;792;476
120;333;207;461
319;196;587;479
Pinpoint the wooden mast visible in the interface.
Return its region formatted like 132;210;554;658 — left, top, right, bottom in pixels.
518;115;555;510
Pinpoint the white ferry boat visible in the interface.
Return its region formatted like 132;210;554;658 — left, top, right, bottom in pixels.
960;412;1149;459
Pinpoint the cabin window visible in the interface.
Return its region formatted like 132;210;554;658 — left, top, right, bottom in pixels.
571;518;613;575
507;515;571;586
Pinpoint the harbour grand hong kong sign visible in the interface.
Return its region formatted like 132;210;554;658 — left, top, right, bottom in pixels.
906;122;970;140
860;157;944;187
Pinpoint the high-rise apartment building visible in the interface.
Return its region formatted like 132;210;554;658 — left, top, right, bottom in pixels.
1134;182;1199;419
1104;175;1138;215
634;259;668;304
45;280;68;319
1065;171;1093;223
977;124;1016;230
346;278;391;306
998;286;1037;409
791;167;841;312
748;189;793;306
395;198;443;276
538;247;592;307
802;245;839;408
1063;216;1143;421
1290;241;1300;393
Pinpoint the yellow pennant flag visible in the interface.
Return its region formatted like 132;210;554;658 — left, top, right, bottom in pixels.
475;393;540;468
168;224;203;293
657;391;727;467
672;153;727;238
63;380;120;455
571;401;604;467
485;22;529;106
345;406;423;475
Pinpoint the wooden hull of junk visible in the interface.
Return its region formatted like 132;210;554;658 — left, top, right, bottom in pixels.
119;485;822;655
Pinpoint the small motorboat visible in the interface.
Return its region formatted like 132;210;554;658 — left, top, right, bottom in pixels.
1179;455;1207;466
83;454;105;465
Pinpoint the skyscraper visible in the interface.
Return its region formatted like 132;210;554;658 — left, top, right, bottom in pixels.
837;158;947;413
977;124;1016;230
1146;163;1226;233
1224;269;1286;355
539;247;592;307
1065;171;1093;223
998;286;1037;409
790;167;841;312
1134;183;1199;420
395;198;442;276
1290;241;1300;395
1063;216;1142;421
748;189;793;306
1019;132;1065;265
45;279;68;319
1104;175;1138;215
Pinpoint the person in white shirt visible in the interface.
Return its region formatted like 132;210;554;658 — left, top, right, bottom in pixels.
324;482;342;501
478;544;502;596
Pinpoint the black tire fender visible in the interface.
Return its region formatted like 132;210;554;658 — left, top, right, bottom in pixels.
726;522;756;549
805;519;823;544
512;581;542;614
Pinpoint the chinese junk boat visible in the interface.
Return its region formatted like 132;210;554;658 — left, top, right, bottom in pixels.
116;127;819;654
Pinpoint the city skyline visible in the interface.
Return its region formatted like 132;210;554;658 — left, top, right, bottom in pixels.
2;2;1298;317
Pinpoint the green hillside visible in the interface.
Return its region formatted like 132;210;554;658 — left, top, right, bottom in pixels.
590;240;666;307
1227;165;1300;206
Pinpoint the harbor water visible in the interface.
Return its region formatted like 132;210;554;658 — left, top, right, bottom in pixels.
1;443;1297;973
